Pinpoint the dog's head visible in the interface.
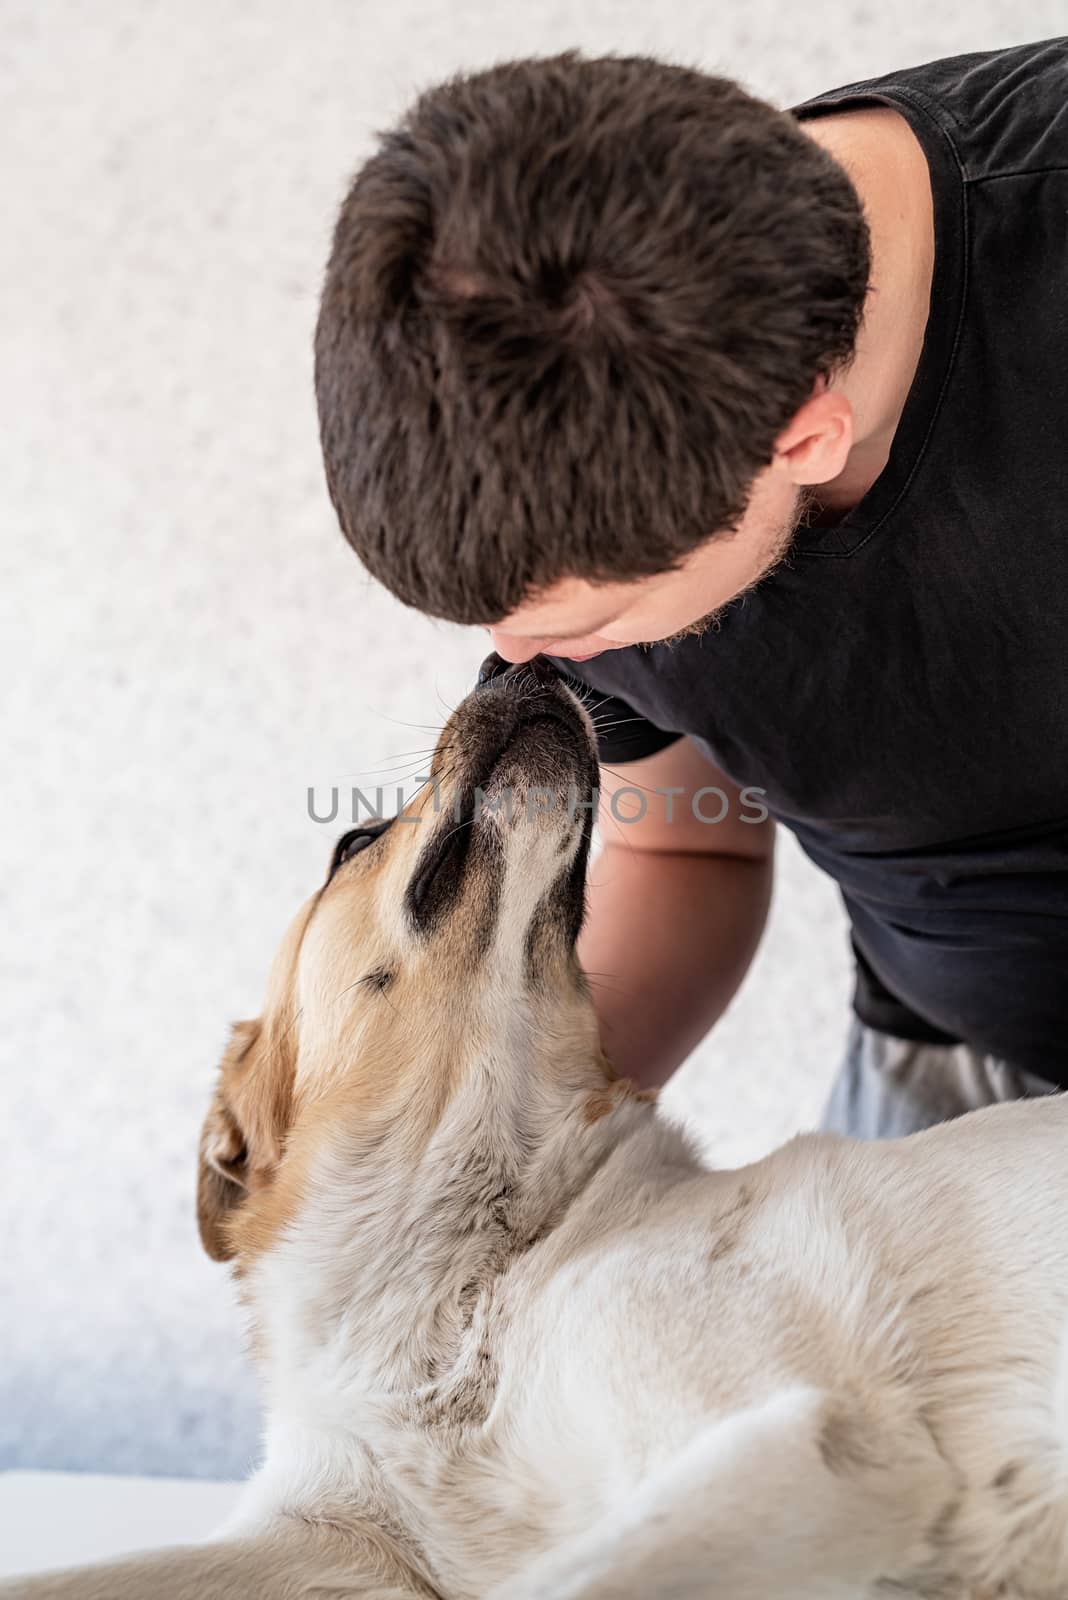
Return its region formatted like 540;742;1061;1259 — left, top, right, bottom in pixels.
197;658;605;1264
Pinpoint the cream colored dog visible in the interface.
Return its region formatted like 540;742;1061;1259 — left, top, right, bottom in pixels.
10;662;1068;1599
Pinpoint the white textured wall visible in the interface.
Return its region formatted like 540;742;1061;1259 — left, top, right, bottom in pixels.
2;0;1059;1479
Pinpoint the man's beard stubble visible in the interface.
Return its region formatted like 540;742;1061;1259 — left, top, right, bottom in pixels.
643;485;819;651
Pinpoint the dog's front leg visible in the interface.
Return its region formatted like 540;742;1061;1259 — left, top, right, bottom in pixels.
491;1386;954;1600
0;1518;432;1600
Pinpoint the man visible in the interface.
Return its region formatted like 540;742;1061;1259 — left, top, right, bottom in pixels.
314;41;1068;1135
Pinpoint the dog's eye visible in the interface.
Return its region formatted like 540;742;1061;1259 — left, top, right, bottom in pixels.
328;821;390;879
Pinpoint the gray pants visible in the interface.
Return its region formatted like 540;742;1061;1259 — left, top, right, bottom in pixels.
822;1017;1057;1139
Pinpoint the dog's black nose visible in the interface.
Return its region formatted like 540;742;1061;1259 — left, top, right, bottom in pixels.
476;652;561;690
476;651;510;687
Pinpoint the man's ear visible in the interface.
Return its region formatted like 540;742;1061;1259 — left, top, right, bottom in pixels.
196;1019;260;1263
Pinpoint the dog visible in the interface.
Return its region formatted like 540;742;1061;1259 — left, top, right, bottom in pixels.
9;657;1068;1599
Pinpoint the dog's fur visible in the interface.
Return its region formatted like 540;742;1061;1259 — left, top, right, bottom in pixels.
10;667;1068;1599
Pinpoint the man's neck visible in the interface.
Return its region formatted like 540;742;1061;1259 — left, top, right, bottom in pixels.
801;105;936;518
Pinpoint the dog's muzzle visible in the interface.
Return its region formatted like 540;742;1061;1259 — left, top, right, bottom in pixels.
404;655;598;937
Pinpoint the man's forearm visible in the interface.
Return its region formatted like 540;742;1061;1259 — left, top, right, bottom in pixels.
578;842;773;1089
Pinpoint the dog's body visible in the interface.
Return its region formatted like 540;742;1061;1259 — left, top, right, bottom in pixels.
11;665;1068;1599
229;1091;1068;1600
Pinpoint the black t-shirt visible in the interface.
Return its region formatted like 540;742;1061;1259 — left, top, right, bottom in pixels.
552;39;1068;1084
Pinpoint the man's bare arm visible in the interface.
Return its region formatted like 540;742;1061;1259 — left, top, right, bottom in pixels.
579;737;774;1089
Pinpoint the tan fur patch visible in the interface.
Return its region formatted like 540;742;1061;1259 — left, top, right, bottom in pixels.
582;1078;657;1125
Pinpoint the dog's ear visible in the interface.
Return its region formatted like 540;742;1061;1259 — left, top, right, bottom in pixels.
197;1096;249;1261
197;1018;292;1263
198;900;312;1262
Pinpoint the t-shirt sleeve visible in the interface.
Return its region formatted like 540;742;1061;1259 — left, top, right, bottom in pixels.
544;656;683;766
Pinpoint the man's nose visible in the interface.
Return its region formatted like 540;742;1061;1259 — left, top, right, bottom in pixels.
476;651;560;690
486;631;547;664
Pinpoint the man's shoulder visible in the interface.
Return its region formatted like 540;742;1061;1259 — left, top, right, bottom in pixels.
794;38;1068;182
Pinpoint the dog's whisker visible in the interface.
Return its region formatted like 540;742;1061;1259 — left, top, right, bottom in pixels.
391;774;440;818
433;684;459;718
334;756;440;784
596;768;669;798
268;1005;304;1065
582;974;627;997
591;805;641;852
430;813;480;852
590;715;656;732
365;710;446;734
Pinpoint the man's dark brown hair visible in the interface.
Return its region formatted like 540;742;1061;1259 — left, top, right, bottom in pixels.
314;51;871;625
